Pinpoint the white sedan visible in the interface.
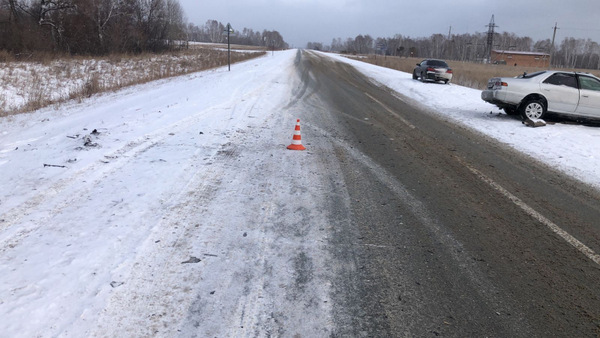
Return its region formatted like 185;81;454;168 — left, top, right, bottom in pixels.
481;70;600;120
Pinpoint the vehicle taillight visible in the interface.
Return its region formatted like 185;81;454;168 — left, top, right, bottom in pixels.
446;69;453;74
427;67;436;72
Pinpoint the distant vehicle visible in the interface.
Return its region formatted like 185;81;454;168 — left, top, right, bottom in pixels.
413;59;453;84
481;70;600;120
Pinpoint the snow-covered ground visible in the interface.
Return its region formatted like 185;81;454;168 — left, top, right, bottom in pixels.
1;50;335;336
1;49;599;336
0;49;262;114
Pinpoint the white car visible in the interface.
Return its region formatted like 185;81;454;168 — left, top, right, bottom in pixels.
481;70;600;120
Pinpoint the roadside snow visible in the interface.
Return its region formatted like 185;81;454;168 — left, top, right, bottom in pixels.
1;49;600;336
325;52;600;190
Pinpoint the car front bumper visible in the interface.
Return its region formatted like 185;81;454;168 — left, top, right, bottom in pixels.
481;90;517;109
481;90;497;102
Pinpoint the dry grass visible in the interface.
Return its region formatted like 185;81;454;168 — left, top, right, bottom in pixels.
0;47;266;117
354;55;600;90
0;50;15;62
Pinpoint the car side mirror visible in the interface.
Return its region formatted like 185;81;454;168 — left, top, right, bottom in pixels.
416;63;420;66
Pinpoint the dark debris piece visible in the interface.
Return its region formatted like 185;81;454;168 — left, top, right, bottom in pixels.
110;281;124;288
181;256;202;264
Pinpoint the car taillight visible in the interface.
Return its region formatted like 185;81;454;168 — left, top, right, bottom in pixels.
427;67;436;72
446;69;453;74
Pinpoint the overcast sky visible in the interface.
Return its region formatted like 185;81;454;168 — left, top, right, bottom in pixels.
178;0;600;48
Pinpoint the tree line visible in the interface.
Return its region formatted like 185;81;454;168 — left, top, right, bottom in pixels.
308;32;600;70
0;0;187;55
0;1;288;56
186;20;288;50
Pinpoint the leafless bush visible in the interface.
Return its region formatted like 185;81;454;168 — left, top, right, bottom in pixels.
82;74;102;98
23;75;49;112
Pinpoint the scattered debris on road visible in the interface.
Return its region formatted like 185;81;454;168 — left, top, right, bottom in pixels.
181;256;202;264
110;281;124;288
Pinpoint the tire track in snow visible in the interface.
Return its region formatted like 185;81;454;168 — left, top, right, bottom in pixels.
0;100;244;253
89;144;237;337
87;72;295;335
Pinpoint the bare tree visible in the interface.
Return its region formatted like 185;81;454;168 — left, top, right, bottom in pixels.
306;41;323;50
164;0;184;45
38;0;76;49
262;30;286;49
205;19;223;43
354;34;373;54
0;2;289;55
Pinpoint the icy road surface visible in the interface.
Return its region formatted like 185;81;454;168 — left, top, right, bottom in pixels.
1;49;600;336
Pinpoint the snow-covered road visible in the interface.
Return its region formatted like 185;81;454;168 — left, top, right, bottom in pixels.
0;50;342;336
1;49;600;336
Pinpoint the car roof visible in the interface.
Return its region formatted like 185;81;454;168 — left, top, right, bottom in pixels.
546;70;597;76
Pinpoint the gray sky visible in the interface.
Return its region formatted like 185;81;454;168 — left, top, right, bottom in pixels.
178;0;600;48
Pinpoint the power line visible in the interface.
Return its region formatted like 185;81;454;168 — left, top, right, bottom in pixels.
560;26;600;32
486;15;498;63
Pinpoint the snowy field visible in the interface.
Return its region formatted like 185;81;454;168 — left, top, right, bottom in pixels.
0;48;262;114
1;49;600;336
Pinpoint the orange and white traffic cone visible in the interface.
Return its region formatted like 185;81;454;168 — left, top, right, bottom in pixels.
287;119;306;151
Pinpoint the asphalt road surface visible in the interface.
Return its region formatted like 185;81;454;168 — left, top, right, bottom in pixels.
294;50;600;337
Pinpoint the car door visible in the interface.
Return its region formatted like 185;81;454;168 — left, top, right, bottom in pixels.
575;75;600;117
539;73;579;113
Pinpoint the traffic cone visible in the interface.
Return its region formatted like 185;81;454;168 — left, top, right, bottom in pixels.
287;119;306;151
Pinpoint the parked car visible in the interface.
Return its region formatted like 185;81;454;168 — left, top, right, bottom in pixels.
481;70;600;120
413;59;453;84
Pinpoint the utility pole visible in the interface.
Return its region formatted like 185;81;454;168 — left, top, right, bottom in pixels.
485;15;498;63
446;26;452;59
225;23;233;71
550;22;559;69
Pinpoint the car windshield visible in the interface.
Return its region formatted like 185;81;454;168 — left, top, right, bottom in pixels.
517;71;546;79
426;60;448;67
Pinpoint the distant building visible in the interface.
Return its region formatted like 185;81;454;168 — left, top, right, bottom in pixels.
491;50;550;68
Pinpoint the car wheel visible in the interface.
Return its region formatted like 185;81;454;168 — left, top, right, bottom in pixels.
421;72;427;82
520;99;546;119
444;79;449;84
412;70;418;80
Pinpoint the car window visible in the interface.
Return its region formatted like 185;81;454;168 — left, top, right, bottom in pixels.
426;60;448;67
543;73;578;89
578;76;600;91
